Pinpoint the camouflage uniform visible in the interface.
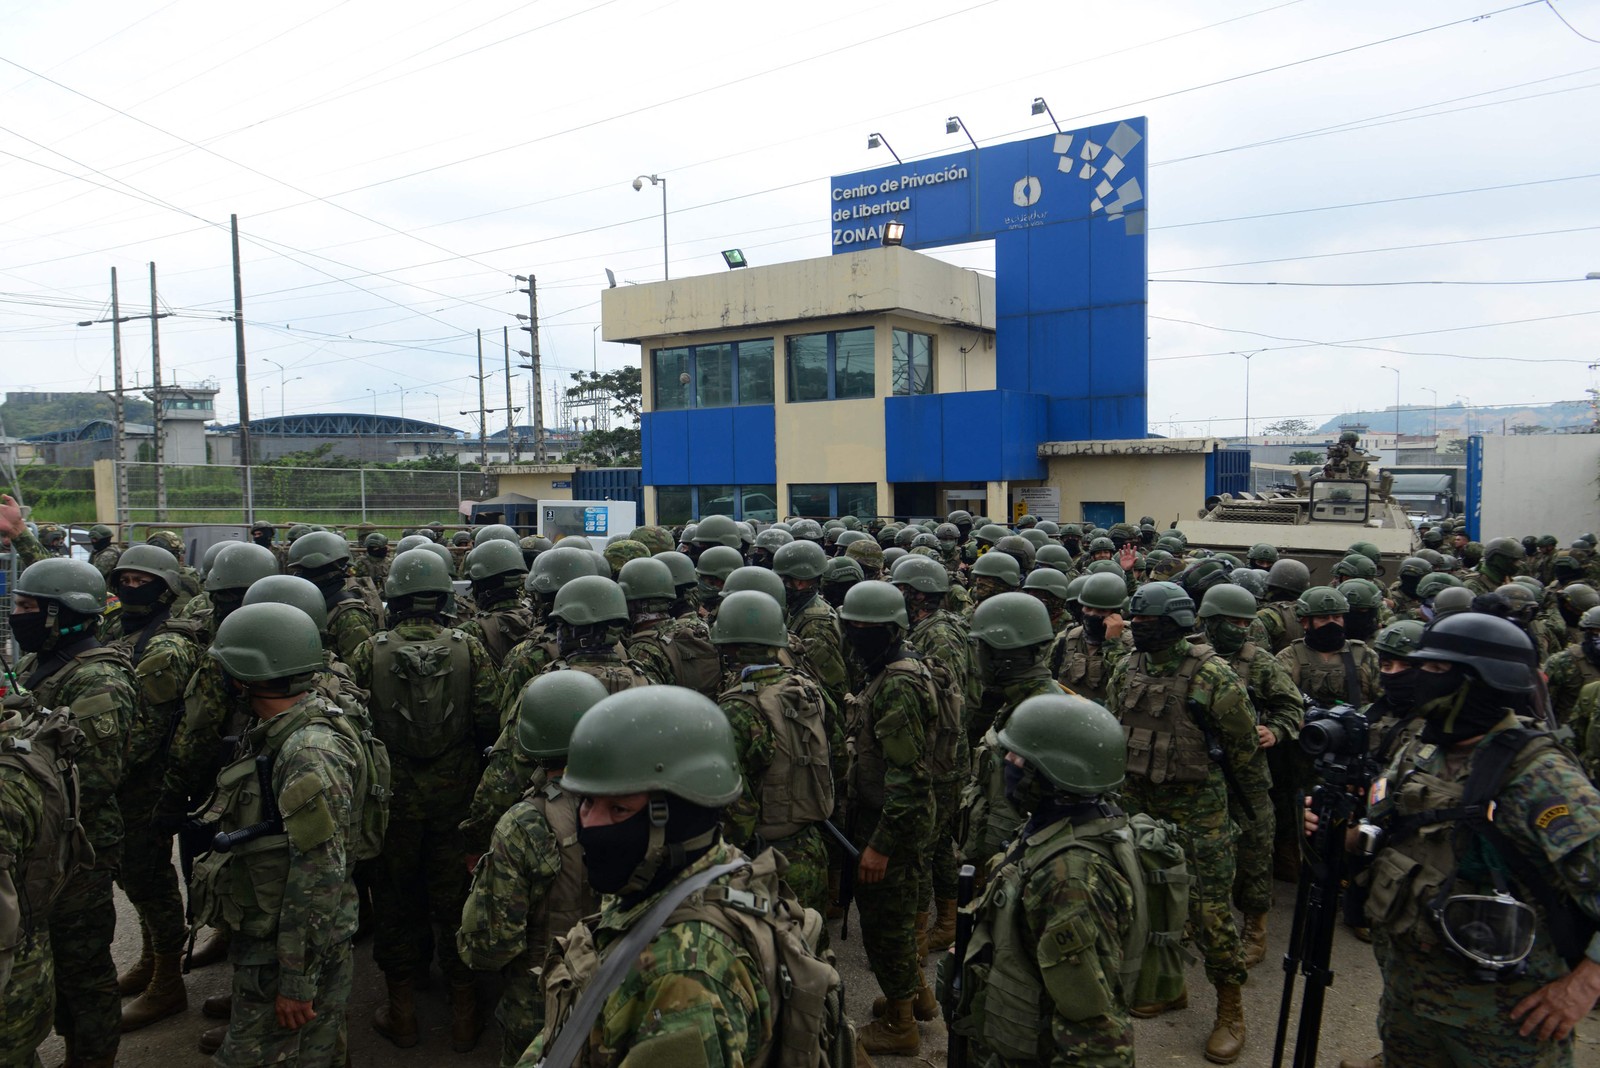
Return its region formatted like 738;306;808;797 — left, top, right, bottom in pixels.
1366;714;1600;1067
348;620;500;986
459;602;538;668
14;641;136;1061
458;772;593;1068
1543;643;1600;736
88;543;121;578
1255;599;1303;655
191;692;360;1068
493;630;561;725
848;651;937;1001
0;711;53;1063
964;816;1138;1068
351;552;390;590
161;658;250;816
620;622;680;687
716;662;832;915
517;841;775;1068
786;593;849;713
1049;627;1130;703
907;609;976;904
1217;638;1302;916
325;582;378;663
1106;643;1256;988
1275;637;1382;707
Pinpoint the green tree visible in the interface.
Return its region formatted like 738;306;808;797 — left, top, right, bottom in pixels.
1266;418;1314;437
563;367;641;467
0;391;153;436
1510;423;1550;436
1442;439;1468;455
1289;449;1322;465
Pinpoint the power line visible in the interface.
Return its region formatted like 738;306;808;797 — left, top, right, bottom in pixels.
1154;276;1597;287
1546;0;1600;42
1151;222;1600;274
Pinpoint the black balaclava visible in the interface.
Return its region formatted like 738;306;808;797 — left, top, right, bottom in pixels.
1399;573;1422;599
115;577;170;620
976;641;1049;686
844;625;898;676
1304;621;1347;653
1130;618;1186;654
1583;632;1600;670
1082;612;1108;643
1416;664;1519;745
1346;608;1380;644
576;795;721;902
1003;760;1055;815
1380;664;1420;714
251;530;274;549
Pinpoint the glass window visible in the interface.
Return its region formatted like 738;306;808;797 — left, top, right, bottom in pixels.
698;484;737;517
835;328;876;399
696;344;734;408
652;348;691;410
789;484;831;519
892;329;933;396
838;483;878;518
656;486;692;525
740;486;778;523
786;335;830;402
738;340;774;405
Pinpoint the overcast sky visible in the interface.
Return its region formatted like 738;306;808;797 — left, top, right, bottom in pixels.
1;0;1596;439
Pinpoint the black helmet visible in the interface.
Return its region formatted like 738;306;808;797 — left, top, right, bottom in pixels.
1409;613;1537;695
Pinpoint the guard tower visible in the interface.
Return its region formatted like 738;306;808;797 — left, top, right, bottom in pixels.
145;380;218;465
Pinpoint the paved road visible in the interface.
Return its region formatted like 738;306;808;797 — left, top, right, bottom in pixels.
42;876;1600;1066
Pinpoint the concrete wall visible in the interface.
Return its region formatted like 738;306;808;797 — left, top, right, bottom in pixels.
1039;438;1219;527
1476;434;1600;541
495;466;579;501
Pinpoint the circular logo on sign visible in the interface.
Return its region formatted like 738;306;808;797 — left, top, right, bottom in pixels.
1012;176;1042;208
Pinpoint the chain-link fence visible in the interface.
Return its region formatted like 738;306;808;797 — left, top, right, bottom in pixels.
118;461;497;526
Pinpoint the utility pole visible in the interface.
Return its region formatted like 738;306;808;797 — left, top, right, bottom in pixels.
503;326;517;462
150;261;166;520
516;275;547;462
476;331;489;497
232;215;254;525
110;267;127;527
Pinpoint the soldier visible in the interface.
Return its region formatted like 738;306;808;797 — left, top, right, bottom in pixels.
1052;571;1132;702
348;548;500;1052
748;526;791;569
1389;555;1432;617
1465;537;1525;596
946;693;1143;1068
1495;582;1562;662
286;531;377;662
1021;566;1073;632
350;532;391;590
1197;583;1303;968
1277;586;1383;706
838;581;941;1055
846;536;886;580
692;544;743;615
1247;543;1278;572
820;554;863;609
87;525;120;577
102;544;207;1030
969;548;1022;610
891;555;977;954
457;672;607;1068
1257;558;1311;654
457;540;535;667
709;591;835;916
247;519;276;555
4;555;136;1068
145;529;204;608
1106;580;1256;1064
1543;605;1600;738
1325;613;1600;1068
1341;577;1388;645
960;594;1073;878
188;603;364;1068
542;576;652;694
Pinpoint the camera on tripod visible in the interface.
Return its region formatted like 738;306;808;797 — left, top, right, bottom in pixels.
1300;702;1374;788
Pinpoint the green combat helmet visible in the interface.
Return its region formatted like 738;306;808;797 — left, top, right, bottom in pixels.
890;555;951;594
1085;560;1124;577
1372;620;1425;659
773;540;828;581
691;514;743;549
1247;543;1279;568
527;547;600;597
561;687;743;807
451;531;473;548
1348;541;1382;566
1077;572;1128;612
946;509;973;529
695;545;745;584
1295;586;1350;618
1230;569;1269;601
559;536;595;552
911;533;941;552
1480;537;1523;580
711;589;790;647
656;551;698;595
789;519;825;543
845;538;885;577
516;671;610;760
994;535;1037;573
208;602;324;693
631;525;676;556
617;557;677;603
384;547;454;599
466;539;528;581
1015;514;1039;530
1332;554;1378;582
395;534;432;554
364;532;390;552
1034;544;1076;572
89;523;115;546
822;557;865;588
287;530;351;573
997;693;1126;795
1581;605;1600;631
200;540;230;579
242;574;330;633
1127;580;1196;627
15;557;106;616
1265;559;1312;598
1022;568;1073;616
1087;537;1117;558
1198;583;1259;621
415;541;457;576
112;543;181;594
974;523;1010;548
1019;529;1050;550
836;530;872;552
286;523;314;543
1415;572;1462;600
145;529;183;557
549;575;629;627
1340;578;1385;611
971;592;1055;649
838;579;910;630
971;550;1022;589
205;542;279;593
721;566;787;611
473;524;519;545
1432;585;1475;621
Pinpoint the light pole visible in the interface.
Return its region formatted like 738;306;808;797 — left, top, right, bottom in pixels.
1422;387;1438;441
632;174;668;279
1380;365;1400;453
423;391;442;426
1456;395;1474;437
592;325;600;373
264;359;300;420
392;383;406;422
1238;350;1262;444
365;387;378;416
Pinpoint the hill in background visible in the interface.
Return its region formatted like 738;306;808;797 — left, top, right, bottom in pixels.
1;391;155;437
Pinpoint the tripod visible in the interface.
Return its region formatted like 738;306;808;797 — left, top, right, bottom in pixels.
1272;783;1364;1068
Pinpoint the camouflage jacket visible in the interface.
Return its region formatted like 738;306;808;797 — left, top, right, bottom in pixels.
89;544;122;577
1544;643;1600;733
0;710;44;955
103;610;204;775
495;629;562;726
14;641;136;855
909;609;977;781
715;661;838;848
848;654;936;857
1275;639;1382;709
1106;640;1258;789
519;841;774;1068
621;623;679;687
460;720;541;856
786;594;848;707
1221;640;1305;745
325;585;378;663
459;601;537;668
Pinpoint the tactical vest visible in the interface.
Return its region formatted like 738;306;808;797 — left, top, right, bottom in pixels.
549;654;650;695
1365;729;1555;953
724;670;835;840
0;708;93;935
1119;644;1215;785
950;813;1147;1062
1262;602;1303;651
474;604;535;667
849;656;932;811
370;627;474;759
1225;642;1262;724
327;591;373;635
1055;628;1112;701
522;778;594;965
658;621;721;697
1285;641;1363;707
189;698;353;940
21;645;130;760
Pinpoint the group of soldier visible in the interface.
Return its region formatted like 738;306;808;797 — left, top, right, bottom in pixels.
4;493;1600;1068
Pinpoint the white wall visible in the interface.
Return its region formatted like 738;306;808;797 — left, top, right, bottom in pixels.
1477;435;1600;541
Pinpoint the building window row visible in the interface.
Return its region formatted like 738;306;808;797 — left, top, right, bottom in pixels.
652;340;774;411
788;483;878;519
656;484;779;524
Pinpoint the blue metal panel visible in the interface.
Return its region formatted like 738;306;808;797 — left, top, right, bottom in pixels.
1465;435;1484;542
884;394;947;483
640;410;690;486
940;393;1002;482
730;406;777;484
684;408;734;484
574;468;643;526
1208;448;1251;498
998;391;1049;481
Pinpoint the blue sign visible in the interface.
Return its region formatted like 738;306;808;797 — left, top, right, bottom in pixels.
831;118;1147;446
551;480;572;489
582;507;608;535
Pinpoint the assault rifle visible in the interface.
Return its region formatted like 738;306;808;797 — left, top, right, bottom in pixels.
1186;698;1254;821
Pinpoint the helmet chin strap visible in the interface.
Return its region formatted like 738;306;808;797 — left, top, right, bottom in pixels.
616;797;719;898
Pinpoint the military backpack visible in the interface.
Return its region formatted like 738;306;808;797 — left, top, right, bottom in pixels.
370;627;473;759
0;707;94;935
722;668;835;840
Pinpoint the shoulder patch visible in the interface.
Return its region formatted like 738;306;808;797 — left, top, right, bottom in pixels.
1532;802;1574;832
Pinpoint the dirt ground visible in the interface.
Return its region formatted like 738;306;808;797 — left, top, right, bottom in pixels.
39;876;1600;1067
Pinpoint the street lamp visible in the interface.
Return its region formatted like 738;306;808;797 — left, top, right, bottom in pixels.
866;132;902;164
423;390;442;426
1422;387;1438;441
364;387;378;416
946;115;979;152
1380;365;1400;454
392;383;406;422
632;174;668;280
1238;350;1262;444
1031;97;1061;133
264;359;300;420
591;326;600;374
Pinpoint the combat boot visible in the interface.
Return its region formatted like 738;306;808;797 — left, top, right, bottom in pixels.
199;1025;226;1055
117;925;154;995
1241;913;1268;968
870;973;938;1021
121;951;188;1030
856;997;920;1056
450;980;484;1052
914;909;930;960
1129;986;1188;1018
202;994;232;1019
1205;982;1246;1064
925;896;958;953
372;975;419;1048
184;926;229;970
